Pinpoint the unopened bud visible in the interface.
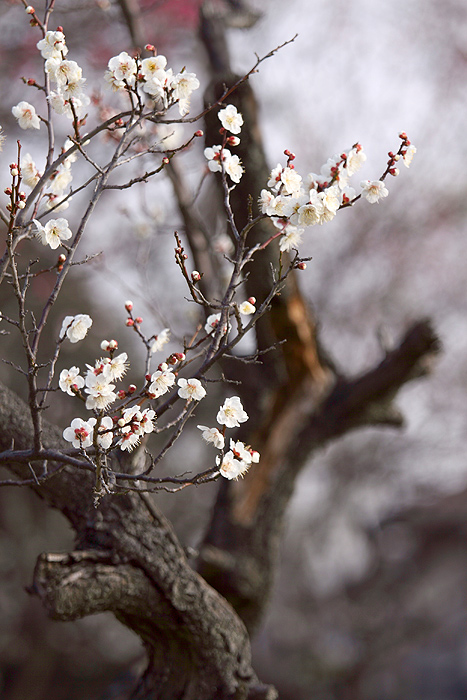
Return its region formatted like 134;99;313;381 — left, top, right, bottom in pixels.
227;136;240;146
145;374;152;381
118;418;126;427
191;270;201;282
145;44;155;52
399;131;407;140
389;167;399;176
6;204;12;212
27;79;36;86
57;254;66;264
195;130;203;137
168;354;178;365
108;339;118;350
159;362;168;371
248;297;256;305
297;262;307;270
56;25;63;32
117;390;126;400
175;352;185;361
25;5;35;13
17;201;26;209
126;318;134;327
4;187;12;196
124;300;133;311
100;340;110;351
128;384;137;393
135;316;143;324
162;157;170;165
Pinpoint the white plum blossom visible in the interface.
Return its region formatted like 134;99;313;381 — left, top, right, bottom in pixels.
151;328;170;353
172;71;200;100
84;370;117;410
60;314;92;343
12;101;40;130
197;425;225;450
218;104;243;134
239;301;255;315
59;367;84;396
63;418;94;449
106;52;137;88
149;368;175;397
45;58;82;87
34;218;72;249
119;426;142;451
49;165;72;196
97;352;129;381
177;377;206;401
223;153;243;184
89;416;114;450
37;31;68;59
21;153;41;188
279;225;304;253
319;185;341;223
280;167;302;196
267;164;283;191
216;451;250;480
297;191;324;226
205;313;230;336
403;144;417;168
360;179;389;203
346;146;367;176
230;439;253;464
141;55;167;80
217;396;248;428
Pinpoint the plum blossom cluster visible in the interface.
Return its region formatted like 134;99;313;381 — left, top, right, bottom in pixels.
204;104;244;184
104;49;200;116
198;396;260;480
258;135;415;253
41;29;90;120
22;138;76;211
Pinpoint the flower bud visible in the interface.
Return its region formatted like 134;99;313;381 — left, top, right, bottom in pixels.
399;131;407;140
100;340;110;350
145;374;152;381
389;168;399;176
191;270;201;282
108;339;118;350
297;262;307;270
195;130;204;137
27;79;36;86
57;254;66;264
117;390;126;400
162;157;170;165
126;318;134;327
159;362;168;371
248;297;256;305
25;5;35;13
118;418;126;427
145;44;155;52
128;384;137;393
4;187;12;196
175;352;185;361
17;201;26;209
135;316;143;324
227;136;240;147
124;300;133;311
168;354;178;365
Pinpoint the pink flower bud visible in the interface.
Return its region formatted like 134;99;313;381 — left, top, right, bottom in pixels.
124;300;133;311
135;316;143;324
126;318;134;327
195;130;204;137
297;262;307;270
128;384;137;393
399;131;407;140
108;339;118;349
27;79;36;86
56;25;63;32
4;187;12;196
58;254;66;264
248;297;256;305
25;6;35;13
145;44;155;52
168;354;178;365
162;157;170;165
191;270;201;282
175;352;185;361
117;390;126;400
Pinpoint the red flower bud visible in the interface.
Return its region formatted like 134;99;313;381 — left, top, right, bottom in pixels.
135;316;143;324
195;130;203;137
126;318;134;326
